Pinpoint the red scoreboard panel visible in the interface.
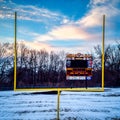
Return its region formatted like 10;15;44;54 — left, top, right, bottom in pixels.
66;53;93;80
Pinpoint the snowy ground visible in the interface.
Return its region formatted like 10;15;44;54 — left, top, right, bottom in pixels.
0;88;120;120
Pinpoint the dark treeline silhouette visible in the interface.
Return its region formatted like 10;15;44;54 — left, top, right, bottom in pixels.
0;42;120;90
93;43;120;87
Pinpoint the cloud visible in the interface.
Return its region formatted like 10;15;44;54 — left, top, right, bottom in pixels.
20;40;95;53
35;25;96;41
18;27;40;37
20;40;54;52
77;0;120;28
89;0;109;6
0;0;68;25
0;37;14;43
31;0;120;42
61;18;71;24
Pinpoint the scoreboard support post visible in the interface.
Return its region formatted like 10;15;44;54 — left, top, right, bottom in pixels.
85;77;88;89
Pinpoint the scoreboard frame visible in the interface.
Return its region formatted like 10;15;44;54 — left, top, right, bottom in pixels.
66;53;93;81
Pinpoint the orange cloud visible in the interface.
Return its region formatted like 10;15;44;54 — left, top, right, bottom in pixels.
19;40;54;52
35;25;95;41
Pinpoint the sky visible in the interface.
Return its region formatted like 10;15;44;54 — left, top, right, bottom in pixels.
0;0;120;53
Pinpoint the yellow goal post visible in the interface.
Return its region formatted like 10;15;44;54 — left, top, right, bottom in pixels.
13;12;105;92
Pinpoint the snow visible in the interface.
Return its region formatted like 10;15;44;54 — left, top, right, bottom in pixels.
0;88;120;120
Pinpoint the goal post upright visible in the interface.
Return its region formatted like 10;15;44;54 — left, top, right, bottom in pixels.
14;12;17;91
102;15;105;91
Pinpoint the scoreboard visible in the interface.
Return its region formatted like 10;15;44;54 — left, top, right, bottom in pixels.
66;53;93;80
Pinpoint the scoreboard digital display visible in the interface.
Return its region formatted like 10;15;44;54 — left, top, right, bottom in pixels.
66;60;88;68
66;53;93;80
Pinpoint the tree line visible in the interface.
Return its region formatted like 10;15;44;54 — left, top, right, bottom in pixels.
0;42;120;90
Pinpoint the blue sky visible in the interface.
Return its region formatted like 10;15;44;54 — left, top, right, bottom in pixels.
0;0;120;53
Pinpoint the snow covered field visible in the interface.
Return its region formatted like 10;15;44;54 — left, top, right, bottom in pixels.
0;88;120;120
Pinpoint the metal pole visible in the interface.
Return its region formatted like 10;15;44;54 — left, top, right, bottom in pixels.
102;15;105;90
85;77;87;89
57;89;60;120
14;12;17;91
